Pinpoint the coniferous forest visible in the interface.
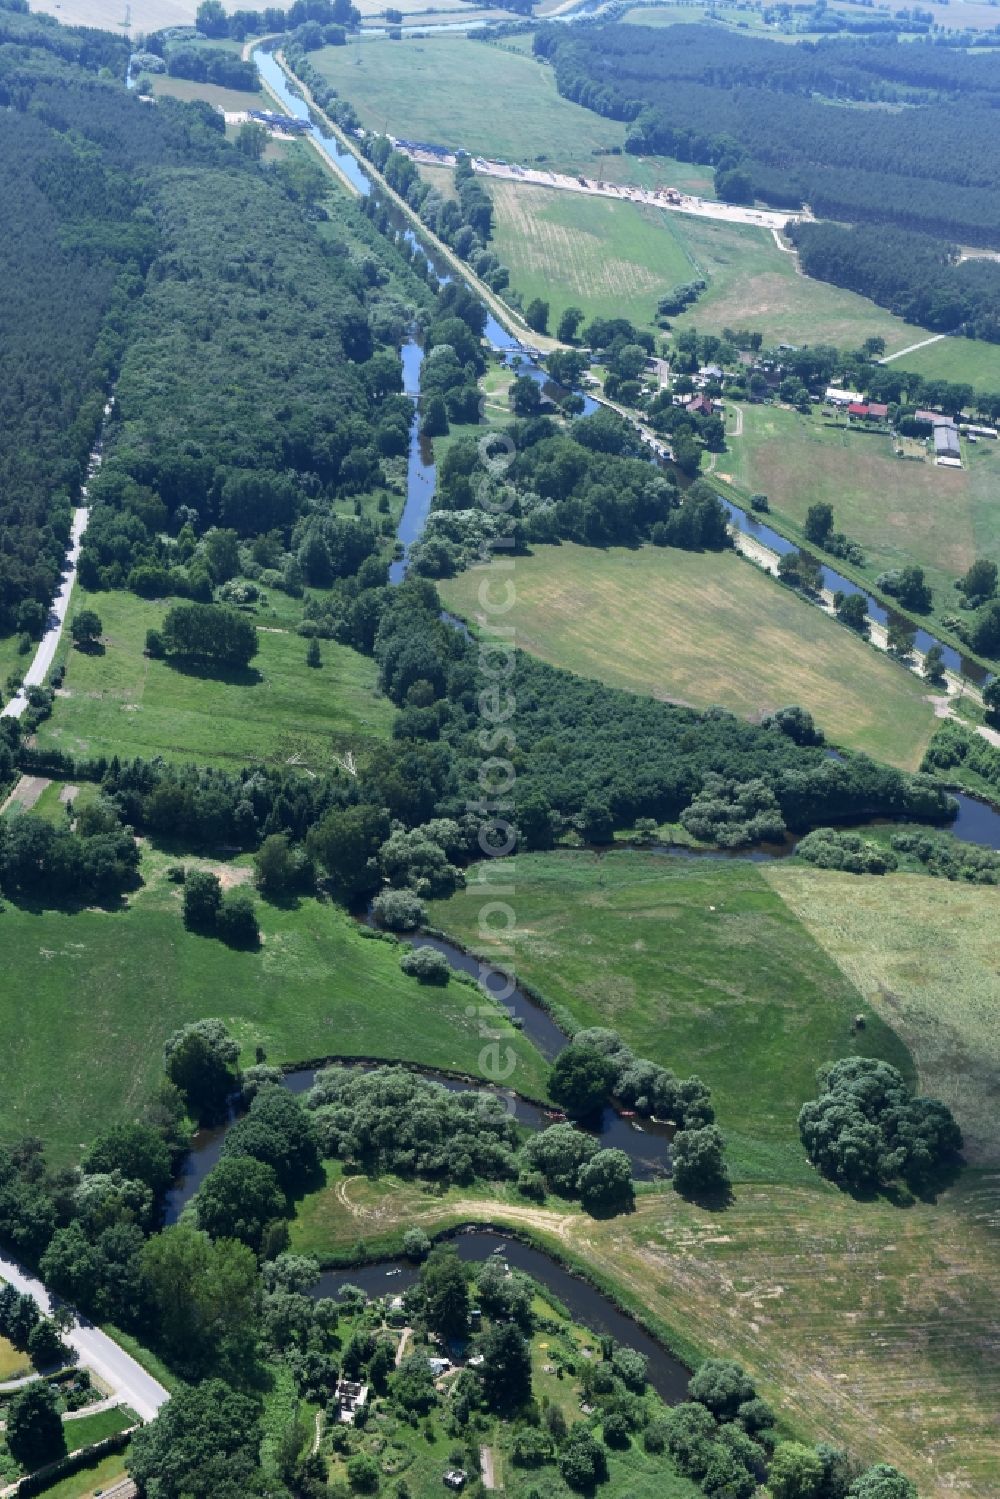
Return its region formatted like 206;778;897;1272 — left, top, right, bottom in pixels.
535;22;1000;248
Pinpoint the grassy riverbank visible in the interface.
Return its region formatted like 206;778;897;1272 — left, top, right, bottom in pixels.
438;543;939;769
0;844;548;1166
723;403;1000;612
428;850;914;1183
290;1167;1000;1496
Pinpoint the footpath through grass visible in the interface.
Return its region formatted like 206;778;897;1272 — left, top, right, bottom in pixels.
439;543;938;769
890;332;1000;392
290;1165;1000;1498
37;588;392;774
428;850;913;1182
0;845;548;1165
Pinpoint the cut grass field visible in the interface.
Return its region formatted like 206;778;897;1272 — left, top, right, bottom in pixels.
487;184;927;347
669;216;926;354
0;843;548;1166
150;75;264;112
31;0;195;29
428;850;914;1182
295;1171;1000;1496
439;543;938;768
310;36;712;190
37;588;392;774
724;403;1000;609
0;1337;30;1381
489;180;694;333
765;865;1000;1165
890;332;1000;393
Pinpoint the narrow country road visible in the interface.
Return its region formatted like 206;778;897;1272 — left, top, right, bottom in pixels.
880;333;947;364
2;392;113;721
1;506;89;721
0;1252;169;1423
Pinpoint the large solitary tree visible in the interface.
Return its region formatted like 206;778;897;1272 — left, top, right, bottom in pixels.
6;1381;66;1470
128;1379;264;1499
70;609;102;650
419;1246;470;1341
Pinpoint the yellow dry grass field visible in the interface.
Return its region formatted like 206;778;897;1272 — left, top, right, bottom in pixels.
764;866;1000;1166
32;0;197;32
439;543;938;769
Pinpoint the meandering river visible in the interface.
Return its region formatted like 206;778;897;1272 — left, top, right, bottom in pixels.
312;1228;692;1403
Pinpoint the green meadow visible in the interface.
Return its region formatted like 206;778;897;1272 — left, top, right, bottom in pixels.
429;849;912;1182
439;542;938;769
310;36;713;190
0;843;548;1165
724;402;1000;609
36;588;392;774
489;181;695;333
889;332;1000;393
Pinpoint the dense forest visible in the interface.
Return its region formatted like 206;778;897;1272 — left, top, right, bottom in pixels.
0;13;149;635
0;6;270;636
788;221;1000;342
533;23;1000;244
416;411;728;575
79;161;418;595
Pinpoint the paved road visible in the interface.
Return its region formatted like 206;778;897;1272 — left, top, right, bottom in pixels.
880;332;947;364
0;506;89;721
412;149;803;232
0;1253;169;1423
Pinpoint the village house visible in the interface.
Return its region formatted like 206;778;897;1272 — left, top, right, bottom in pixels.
334;1379;369;1424
934;424;962;466
686;393;715;417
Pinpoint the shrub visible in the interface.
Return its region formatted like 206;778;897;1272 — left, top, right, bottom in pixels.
182;869;222;931
796;828;897;875
399;946;450;985
372;888;427;932
216;888;260;948
403;1227;431;1260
